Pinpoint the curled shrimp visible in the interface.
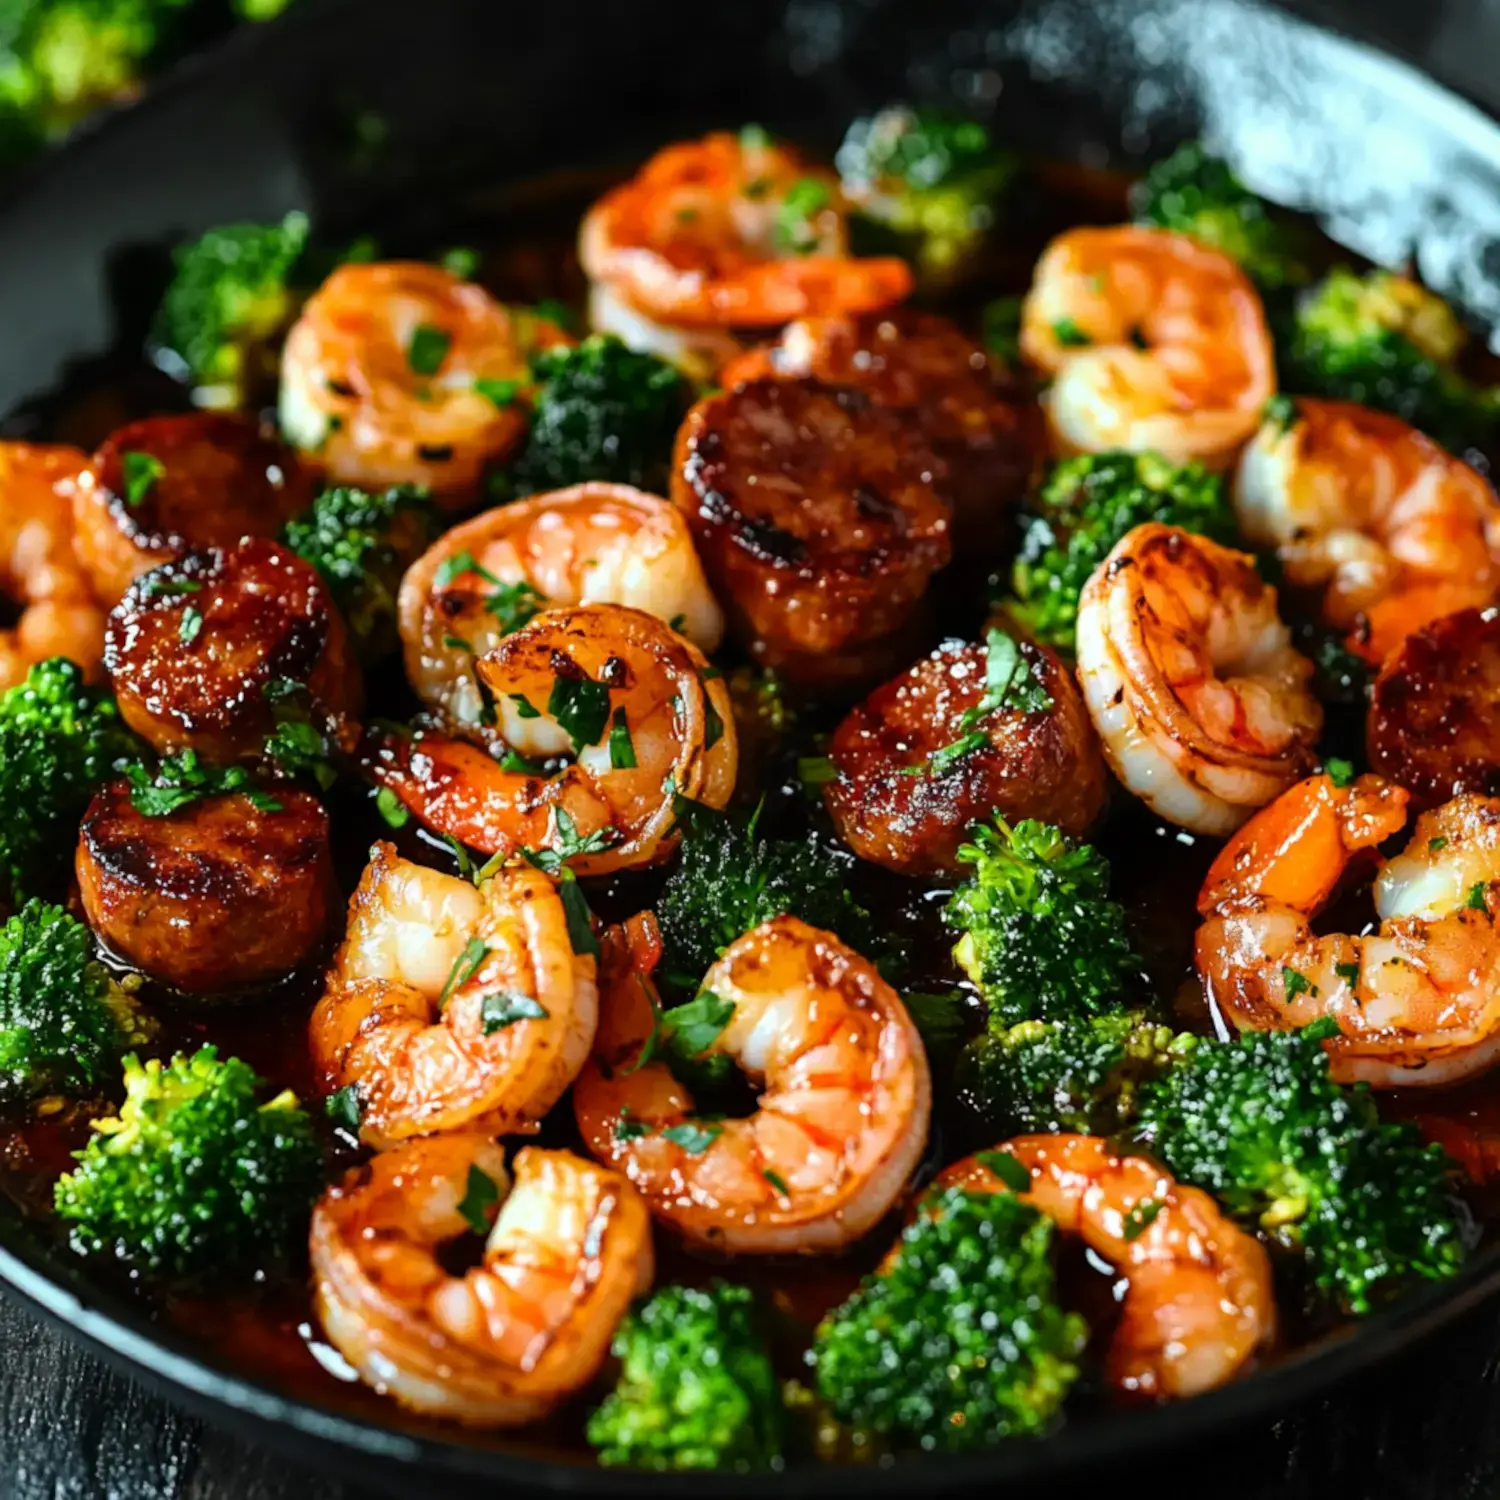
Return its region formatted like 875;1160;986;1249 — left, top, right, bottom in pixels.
1021;227;1275;469
1076;523;1323;835
573;913;931;1255
1234;397;1500;663
311;1133;652;1425
938;1136;1275;1399
279;262;569;509
398;483;724;728
309;842;597;1147
1196;772;1500;1087
367;603;735;875
0;442;107;689
579;132;912;332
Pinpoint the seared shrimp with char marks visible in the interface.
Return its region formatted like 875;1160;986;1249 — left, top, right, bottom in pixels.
398;482;723;729
1234;397;1500;664
939;1136;1275;1399
573;913;931;1254
0;442;107;689
672;378;951;683
823;632;1107;875
1076;522;1323;835
105;538;361;762
280;262;570;509
71;414;313;606
311;1134;652;1426
1197;772;1500;1087
1021;227;1275;469
368;603;735;875
310;842;597;1147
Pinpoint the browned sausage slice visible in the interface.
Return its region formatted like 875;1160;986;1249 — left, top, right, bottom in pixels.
824;634;1107;875
72;413;313;605
105;537;361;762
76;779;337;995
671;377;951;682
1368;605;1500;805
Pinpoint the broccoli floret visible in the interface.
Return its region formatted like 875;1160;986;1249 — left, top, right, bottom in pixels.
149;210;310;409
836;106;1015;277
0;658;138;904
1280;266;1499;453
959;1012;1192;1138
54;1045;323;1275
1133;1020;1470;1314
0;901;153;1105
944;816;1139;1028
811;1185;1086;1451
656;803;888;991
587;1281;783;1472
497;334;690;500
1132;141;1312;290
281;484;438;659
1007;451;1235;654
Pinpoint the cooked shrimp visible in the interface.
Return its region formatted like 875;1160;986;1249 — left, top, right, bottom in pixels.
398;483;723;728
579;131;912;331
1021;226;1275;469
823;633;1107;875
71;414;312;607
573;913;931;1254
368;604;735;874
1076;523;1322;835
588;283;746;385
279;262;570;509
0;442;107;689
938;1136;1275;1399
310;842;597;1147
1196;773;1500;1087
311;1133;652;1425
1234;397;1500;663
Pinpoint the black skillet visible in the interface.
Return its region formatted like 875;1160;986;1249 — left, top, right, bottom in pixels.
4;0;1500;1494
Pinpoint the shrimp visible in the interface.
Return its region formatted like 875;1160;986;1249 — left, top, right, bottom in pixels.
579;132;912;333
1195;772;1500;1087
279;262;570;510
1234;397;1500;663
310;1133;652;1425
0;442;107;689
1076;523;1323;835
937;1136;1275;1399
367;604;735;875
309;842;597;1147
1020;226;1275;469
573;913;931;1255
398;483;723;728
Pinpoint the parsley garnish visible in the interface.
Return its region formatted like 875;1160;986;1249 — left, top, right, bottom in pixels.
123;752;281;818
975;1150;1030;1193
438;937;488;1008
1051;317;1091;347
1262;393;1299;436
457;1165;501;1235
1282;966;1314;1000
1325;757;1355;788
439;246;480;279
325;1084;362;1133
375;785;409;829
548;671;611;750
141;574;201;600
762;1168;790;1198
1122;1199;1164;1242
509;693;540;720
475;377;521;408
797;755;836;788
775;176;831;254
121;451;165;507
1467;883;1490;912
480;992;548;1033
178;606;204;646
1335;961;1360;988
407;324;452;377
608;707;637;770
660;1121;723;1154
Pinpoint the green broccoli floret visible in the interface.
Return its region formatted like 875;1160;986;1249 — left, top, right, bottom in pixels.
149;210;310;409
497;334;690;500
958;1012;1192;1138
1133;1020;1470;1314
0;901;153;1105
587;1282;783;1472
944;816;1139;1028
1280;266;1499;453
281;484;438;659
1131;140;1312;290
0;658;139;904
811;1185;1085;1451
54;1045;323;1275
656;803;888;992
1007;451;1235;654
836;105;1015;277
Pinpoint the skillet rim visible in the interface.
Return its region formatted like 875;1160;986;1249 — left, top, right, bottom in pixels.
3;0;1500;1491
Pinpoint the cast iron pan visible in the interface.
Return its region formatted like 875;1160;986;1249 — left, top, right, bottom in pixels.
3;0;1500;1493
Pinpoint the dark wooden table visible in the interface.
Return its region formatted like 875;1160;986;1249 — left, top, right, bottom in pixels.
10;1;1500;1495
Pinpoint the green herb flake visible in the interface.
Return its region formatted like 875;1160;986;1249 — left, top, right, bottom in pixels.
1282;966;1314;1001
1122;1199;1163;1242
375;785;410;829
660;991;735;1060
475;377;522;409
797;755;836;788
142;574;202;600
457;1164;501;1235
1335;961;1361;989
325;1084;362;1133
509;693;540;719
1467;882;1490;912
975;1150;1031;1193
1325;757;1355;788
499;748;548;776
660;1120;723;1154
121;451;166;507
178;606;204;646
615;1108;651;1143
1430;836;1450;853
480;992;548;1034
608;707;637;770
438;937;489;1008
1052;317;1092;347
1262;393;1299;435
440;246;481;279
548;671;612;751
407;324;452;377
775;176;832;255
434;549;500;591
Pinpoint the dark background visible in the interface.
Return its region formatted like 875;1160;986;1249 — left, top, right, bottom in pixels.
9;0;1500;1496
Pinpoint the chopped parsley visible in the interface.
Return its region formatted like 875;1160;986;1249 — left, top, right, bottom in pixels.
438;937;489;1008
178;606;204;646
1122;1199;1164;1242
608;707;637;770
1282;966;1315;1001
775;176;831;255
1052;317;1092;347
974;1150;1030;1193
121;451;165;507
123;752;281;818
1324;757;1355;788
548;671;611;751
480;992;549;1033
325;1084;362;1133
457;1164;501;1235
375;785;410;829
407;324;452;377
